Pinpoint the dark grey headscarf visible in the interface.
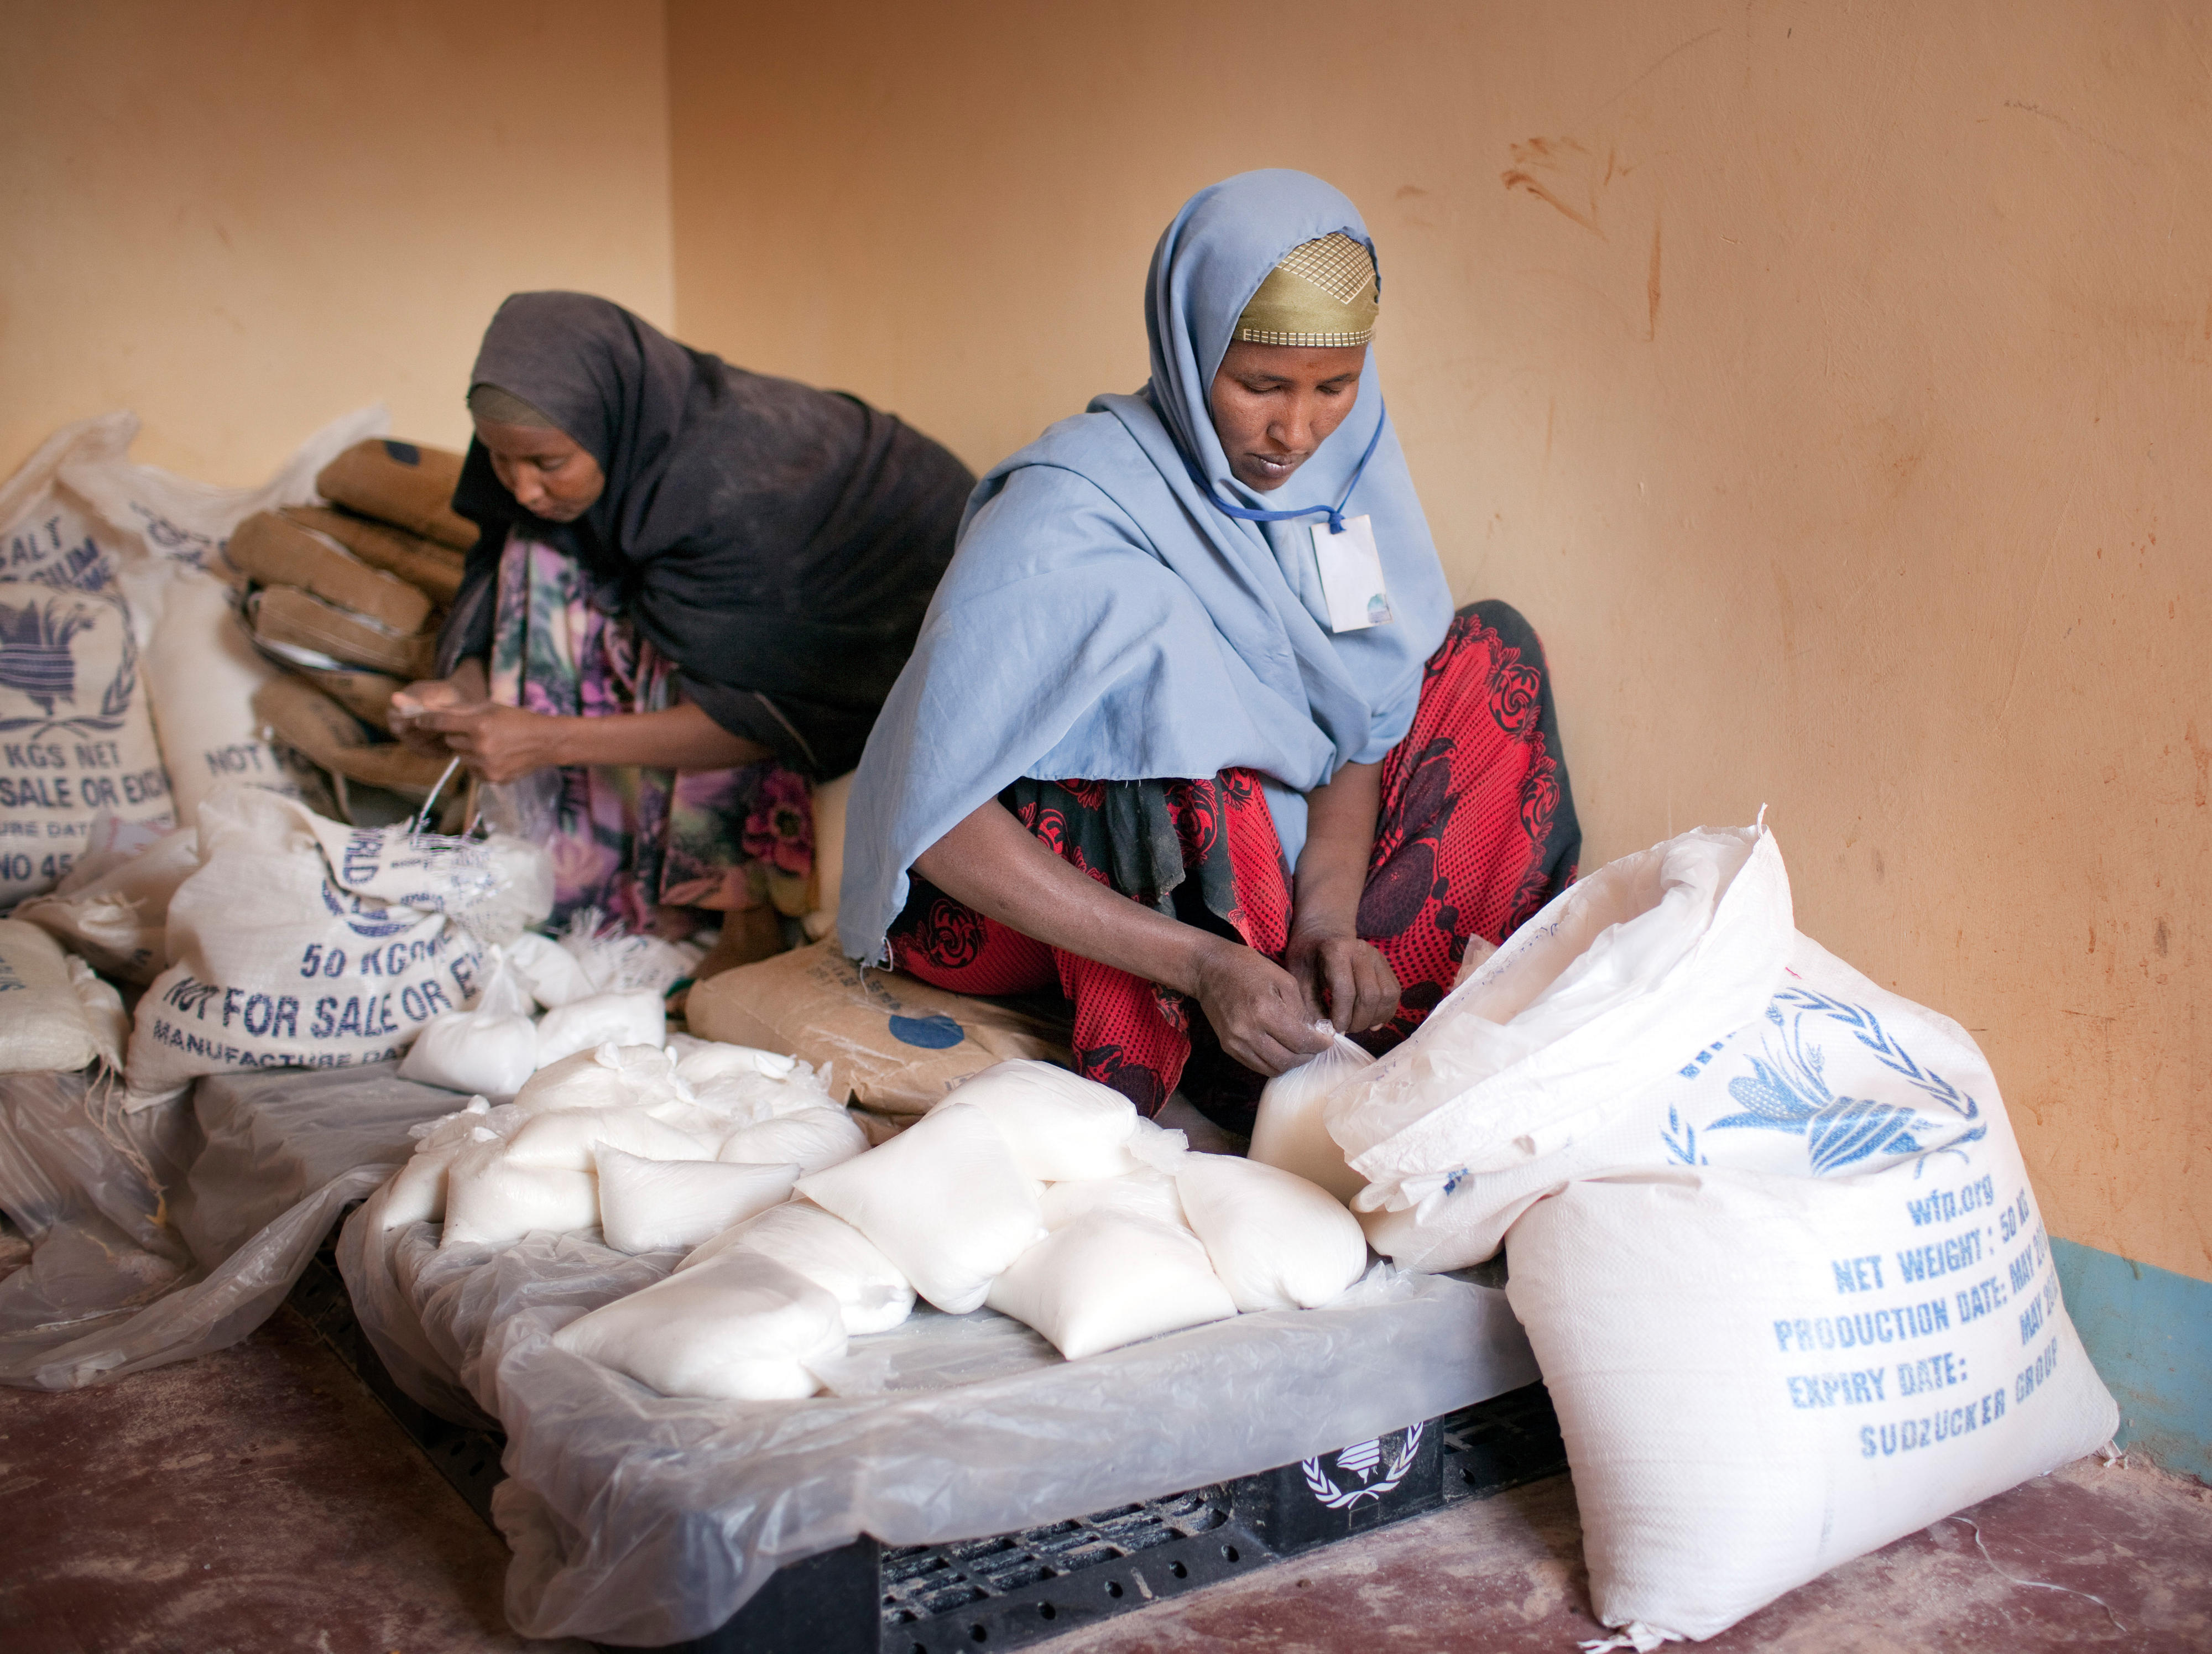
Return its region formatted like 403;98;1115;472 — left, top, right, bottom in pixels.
439;292;975;776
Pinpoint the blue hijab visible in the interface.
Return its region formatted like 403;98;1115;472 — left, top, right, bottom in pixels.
841;169;1453;963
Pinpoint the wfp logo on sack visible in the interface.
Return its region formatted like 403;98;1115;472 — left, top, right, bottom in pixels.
1663;988;1985;1176
319;878;417;940
1301;1423;1423;1510
0;582;135;736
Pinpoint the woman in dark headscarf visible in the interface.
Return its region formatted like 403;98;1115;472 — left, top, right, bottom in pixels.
398;292;974;966
844;171;1580;1123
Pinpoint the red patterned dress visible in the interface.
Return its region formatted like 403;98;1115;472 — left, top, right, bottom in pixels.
885;601;1578;1125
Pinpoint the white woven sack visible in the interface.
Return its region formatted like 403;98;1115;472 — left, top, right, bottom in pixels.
126;785;550;1091
15;823;199;984
116;561;302;827
60;403;385;575
1360;928;1999;1272
1328;825;1792;1215
1506;1107;2117;1642
0;542;173;901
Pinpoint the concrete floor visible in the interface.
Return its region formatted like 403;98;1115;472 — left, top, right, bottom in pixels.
2;1307;2206;1654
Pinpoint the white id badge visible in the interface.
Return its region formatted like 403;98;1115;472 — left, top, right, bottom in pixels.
1311;513;1394;632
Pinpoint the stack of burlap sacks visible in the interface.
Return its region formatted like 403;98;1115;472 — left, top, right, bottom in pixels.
227;439;474;823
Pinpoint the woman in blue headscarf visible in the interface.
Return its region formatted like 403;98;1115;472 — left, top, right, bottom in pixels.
843;170;1579;1120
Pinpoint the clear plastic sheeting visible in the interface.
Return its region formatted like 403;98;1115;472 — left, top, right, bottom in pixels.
0;1063;461;1390
339;1176;1538;1647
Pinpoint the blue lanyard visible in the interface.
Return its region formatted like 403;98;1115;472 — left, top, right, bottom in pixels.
1183;400;1389;536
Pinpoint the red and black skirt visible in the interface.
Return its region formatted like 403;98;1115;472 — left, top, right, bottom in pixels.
885;601;1579;1128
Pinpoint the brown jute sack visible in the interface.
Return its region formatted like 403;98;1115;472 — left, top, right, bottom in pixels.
282;505;466;605
685;938;1073;1119
296;662;405;727
228;512;433;634
250;585;436;677
314;440;476;551
252;676;450;794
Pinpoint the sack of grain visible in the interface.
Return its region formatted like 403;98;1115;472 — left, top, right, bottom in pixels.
0;920;108;1074
248;585;435;678
280;506;465;606
227;512;434;634
1507;1125;2117;1641
0;568;173;905
314;440;476;552
14;824;200;983
116;560;304;828
125;785;551;1093
685;938;1072;1118
251;675;450;796
60;406;386;575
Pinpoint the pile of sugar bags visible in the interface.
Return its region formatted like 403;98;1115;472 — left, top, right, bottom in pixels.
1289;822;2120;1645
387;1053;1372;1403
397;907;702;1102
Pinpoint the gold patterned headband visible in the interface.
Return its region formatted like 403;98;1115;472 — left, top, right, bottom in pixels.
1232;232;1378;348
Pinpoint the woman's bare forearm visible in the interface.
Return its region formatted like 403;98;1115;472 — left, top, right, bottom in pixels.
554;702;770;770
912;800;1227;994
1292;759;1382;936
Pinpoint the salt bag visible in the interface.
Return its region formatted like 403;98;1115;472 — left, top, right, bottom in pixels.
1327;823;1793;1209
596;1149;799;1255
534;990;667;1068
1175;1155;1368;1312
503;1106;710;1172
552;1249;847;1402
399;945;538;1100
718;1106;868;1176
440;1141;599;1249
1506;1136;2119;1642
796;1101;1044;1314
1248;1030;1373;1204
986;1211;1238;1360
938;1060;1142;1183
680;1199;915;1335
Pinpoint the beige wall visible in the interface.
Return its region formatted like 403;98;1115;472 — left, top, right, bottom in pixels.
672;0;2211;1282
0;0;675;485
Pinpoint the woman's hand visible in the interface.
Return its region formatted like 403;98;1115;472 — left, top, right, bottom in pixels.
1190;940;1335;1077
1285;923;1401;1034
406;702;570;784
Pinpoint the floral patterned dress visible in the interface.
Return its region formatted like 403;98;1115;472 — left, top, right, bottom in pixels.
488;535;813;931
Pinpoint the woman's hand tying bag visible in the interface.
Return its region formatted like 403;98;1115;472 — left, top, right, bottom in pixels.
1190;942;1337;1077
409;701;568;784
1284;925;1400;1034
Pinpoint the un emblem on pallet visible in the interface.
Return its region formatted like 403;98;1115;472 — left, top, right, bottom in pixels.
1300;1423;1425;1510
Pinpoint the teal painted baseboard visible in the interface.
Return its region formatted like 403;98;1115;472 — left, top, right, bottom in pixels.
2052;1238;2211;1483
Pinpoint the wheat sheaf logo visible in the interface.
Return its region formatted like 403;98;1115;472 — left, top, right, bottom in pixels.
0;596;95;714
1300;1423;1423;1510
0;584;137;736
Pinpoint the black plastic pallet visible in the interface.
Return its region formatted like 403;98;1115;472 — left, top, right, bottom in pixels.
286;1241;1566;1654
